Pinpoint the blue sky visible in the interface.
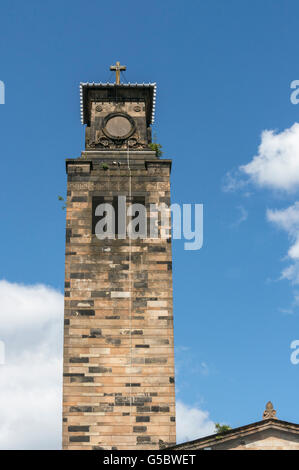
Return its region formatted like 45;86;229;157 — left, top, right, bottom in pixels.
1;0;299;447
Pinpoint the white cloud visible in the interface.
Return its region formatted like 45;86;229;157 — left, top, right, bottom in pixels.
266;203;299;251
231;206;248;228
0;280;63;449
280;264;299;284
222;170;248;193
241;123;299;192
223;123;299;308
176;401;215;443
267;202;299;285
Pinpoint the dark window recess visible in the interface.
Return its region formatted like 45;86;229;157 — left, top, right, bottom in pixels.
92;196;145;237
92;196;119;235
92;196;104;235
112;196;119;235
131;196;145;235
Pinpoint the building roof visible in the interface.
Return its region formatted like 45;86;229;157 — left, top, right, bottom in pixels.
167;418;299;450
79;82;157;126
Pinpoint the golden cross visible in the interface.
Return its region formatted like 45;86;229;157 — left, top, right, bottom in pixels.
110;61;126;85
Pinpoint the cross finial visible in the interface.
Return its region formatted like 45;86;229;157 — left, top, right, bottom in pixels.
110;61;126;85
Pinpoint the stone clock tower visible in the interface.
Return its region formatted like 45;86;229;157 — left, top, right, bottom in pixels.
62;63;176;450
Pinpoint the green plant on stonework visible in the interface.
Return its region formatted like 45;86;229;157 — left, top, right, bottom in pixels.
149;142;163;158
215;423;232;439
149;133;163;158
58;195;68;210
101;162;109;170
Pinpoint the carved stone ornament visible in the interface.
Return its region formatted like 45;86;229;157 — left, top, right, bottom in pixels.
103;112;135;141
262;401;277;420
98;137;110;147
128;138;137;147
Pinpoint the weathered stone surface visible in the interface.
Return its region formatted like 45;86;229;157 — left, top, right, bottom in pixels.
63;154;175;450
63;81;175;450
169;419;299;451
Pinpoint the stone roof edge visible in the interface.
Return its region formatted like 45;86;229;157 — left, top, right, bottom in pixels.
168;419;299;450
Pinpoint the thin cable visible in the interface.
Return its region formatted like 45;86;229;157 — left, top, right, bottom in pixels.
121;71;129;84
106;71;114;83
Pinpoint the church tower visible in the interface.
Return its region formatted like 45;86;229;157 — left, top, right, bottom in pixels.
62;63;176;450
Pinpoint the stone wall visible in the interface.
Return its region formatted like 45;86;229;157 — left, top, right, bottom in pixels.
62;151;176;450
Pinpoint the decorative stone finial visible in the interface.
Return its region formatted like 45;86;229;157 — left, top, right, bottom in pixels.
110;61;126;85
263;401;277;420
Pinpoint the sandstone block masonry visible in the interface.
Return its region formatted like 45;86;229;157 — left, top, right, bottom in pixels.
62;150;176;450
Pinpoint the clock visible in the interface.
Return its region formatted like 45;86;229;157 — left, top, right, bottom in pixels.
103;113;135;140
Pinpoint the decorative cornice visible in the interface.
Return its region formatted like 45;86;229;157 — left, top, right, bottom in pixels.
79;82;157;125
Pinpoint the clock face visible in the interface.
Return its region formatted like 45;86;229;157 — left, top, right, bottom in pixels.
103;113;135;140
